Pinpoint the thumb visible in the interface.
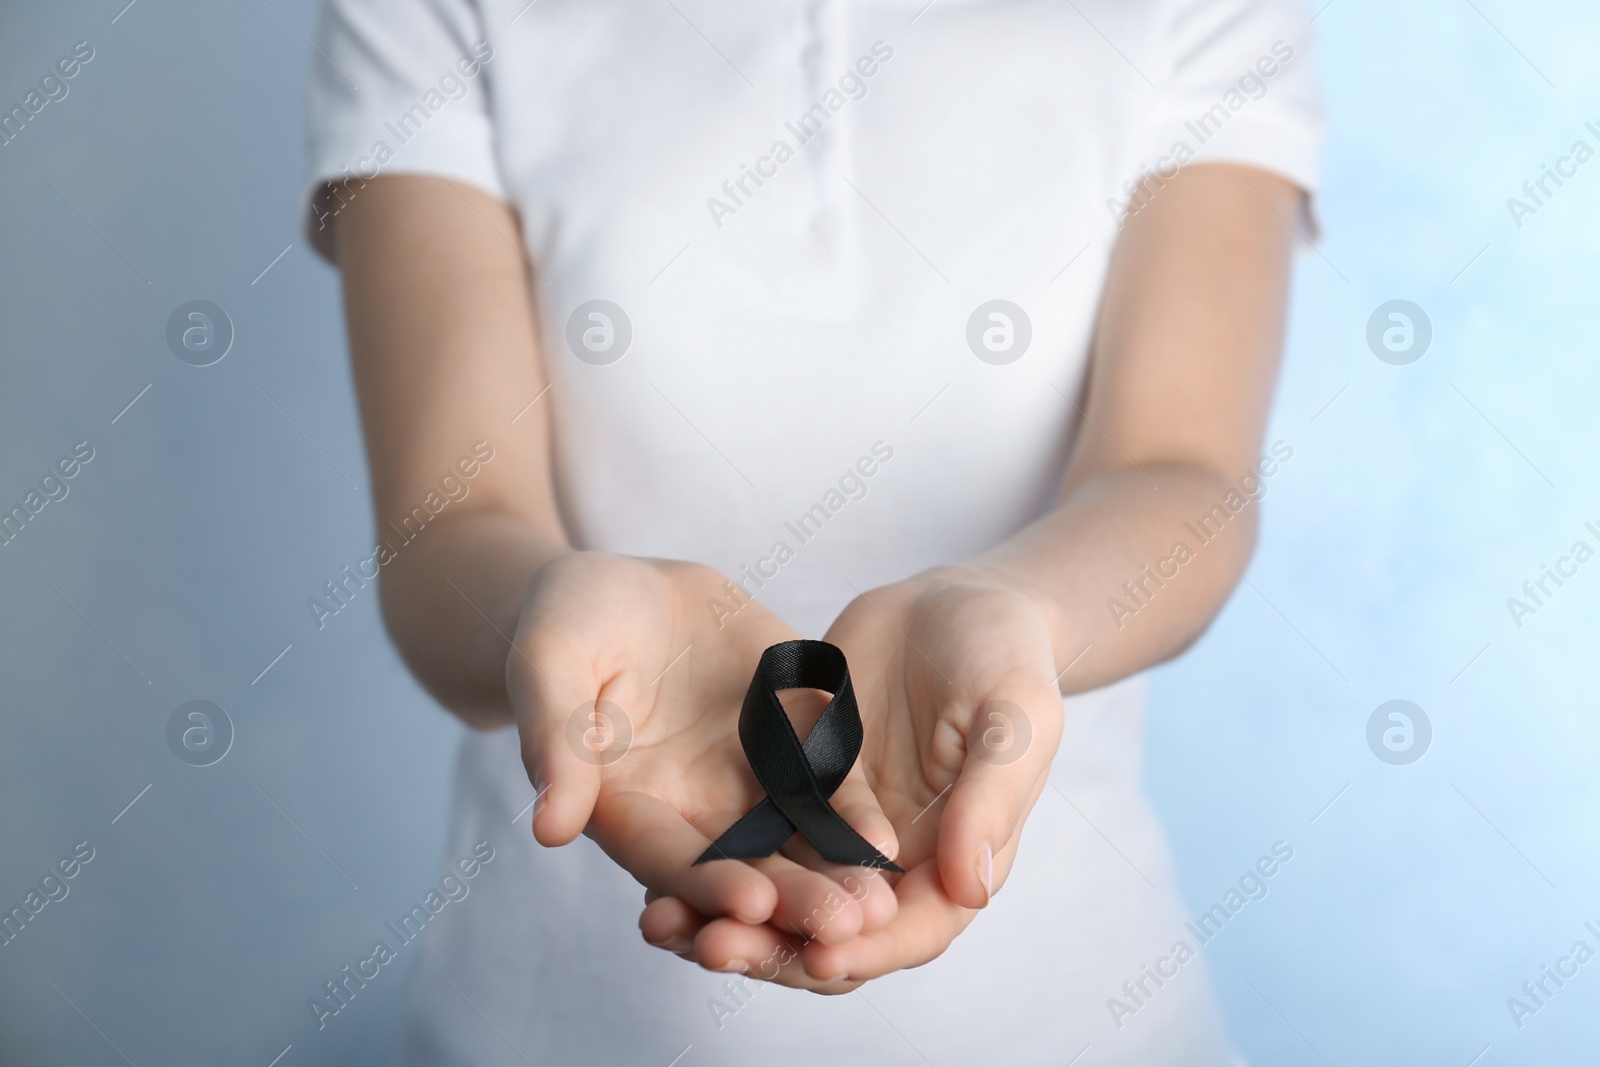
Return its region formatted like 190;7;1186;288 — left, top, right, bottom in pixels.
936;687;1061;910
512;643;617;847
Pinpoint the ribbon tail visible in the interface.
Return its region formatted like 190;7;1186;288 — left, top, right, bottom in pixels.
693;798;794;865
768;791;904;873
695;796;902;873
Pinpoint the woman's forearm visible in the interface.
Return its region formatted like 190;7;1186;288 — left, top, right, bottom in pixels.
332;175;570;728
378;508;567;728
970;164;1302;694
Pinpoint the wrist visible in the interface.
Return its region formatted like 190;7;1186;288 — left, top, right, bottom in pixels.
944;560;1075;679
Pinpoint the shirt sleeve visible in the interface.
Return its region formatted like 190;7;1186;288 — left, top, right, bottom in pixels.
1135;0;1325;235
302;0;505;260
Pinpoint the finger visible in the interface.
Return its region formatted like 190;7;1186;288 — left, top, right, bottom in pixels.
691;919;860;994
801;860;977;983
937;688;1061;910
590;789;777;924
750;860;864;946
776;836;900;932
647;856;867;947
640;895;708;956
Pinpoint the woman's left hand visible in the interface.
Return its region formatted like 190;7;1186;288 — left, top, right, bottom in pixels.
638;564;1068;991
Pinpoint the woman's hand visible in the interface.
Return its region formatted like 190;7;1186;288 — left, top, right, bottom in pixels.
512;552;899;947
641;564;1067;989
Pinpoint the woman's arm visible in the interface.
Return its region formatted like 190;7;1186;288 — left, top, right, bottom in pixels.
977;161;1299;687
334;174;566;728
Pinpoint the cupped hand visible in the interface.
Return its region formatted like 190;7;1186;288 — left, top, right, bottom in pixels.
511;552;899;952
641;564;1067;990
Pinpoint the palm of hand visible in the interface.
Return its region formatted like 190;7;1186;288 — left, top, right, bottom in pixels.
652;567;1064;989
515;553;894;935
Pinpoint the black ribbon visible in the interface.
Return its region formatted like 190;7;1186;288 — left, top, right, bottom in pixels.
696;640;902;872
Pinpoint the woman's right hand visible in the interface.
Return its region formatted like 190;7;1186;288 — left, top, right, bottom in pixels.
510;552;899;950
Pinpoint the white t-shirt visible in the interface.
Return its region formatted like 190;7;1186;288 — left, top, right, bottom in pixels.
306;2;1321;1063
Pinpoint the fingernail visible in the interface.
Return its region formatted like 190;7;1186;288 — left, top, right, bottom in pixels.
975;842;993;906
716;959;748;973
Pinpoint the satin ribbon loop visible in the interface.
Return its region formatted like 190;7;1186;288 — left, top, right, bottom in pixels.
696;640;902;872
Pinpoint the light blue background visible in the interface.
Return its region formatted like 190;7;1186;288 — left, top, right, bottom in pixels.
2;1;1596;1064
